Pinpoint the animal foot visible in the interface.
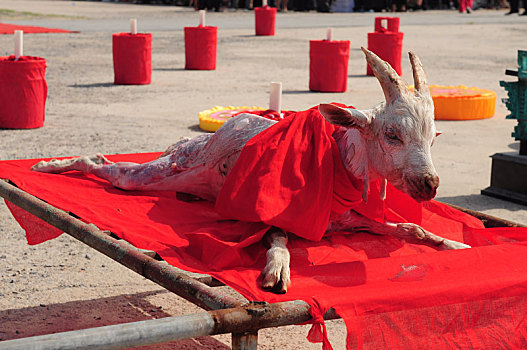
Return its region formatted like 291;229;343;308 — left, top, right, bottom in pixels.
31;154;112;173
31;158;75;173
261;246;291;294
91;153;112;165
438;239;471;250
395;223;471;250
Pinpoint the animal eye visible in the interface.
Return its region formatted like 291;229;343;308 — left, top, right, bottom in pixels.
385;131;402;143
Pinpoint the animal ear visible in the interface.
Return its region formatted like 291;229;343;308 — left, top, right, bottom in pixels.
318;104;372;130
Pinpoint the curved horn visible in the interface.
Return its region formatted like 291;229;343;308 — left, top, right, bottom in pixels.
361;47;408;105
409;51;430;96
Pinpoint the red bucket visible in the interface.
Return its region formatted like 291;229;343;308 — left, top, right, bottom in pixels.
367;17;404;76
255;6;276;36
309;40;350;92
112;33;152;85
184;26;217;70
0;56;47;129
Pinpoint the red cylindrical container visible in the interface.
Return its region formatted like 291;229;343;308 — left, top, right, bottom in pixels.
309;40;350;93
255;6;277;36
0;56;47;129
367;17;404;76
112;33;152;85
375;16;399;32
184;26;218;70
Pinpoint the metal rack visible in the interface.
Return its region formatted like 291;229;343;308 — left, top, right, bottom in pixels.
0;178;522;349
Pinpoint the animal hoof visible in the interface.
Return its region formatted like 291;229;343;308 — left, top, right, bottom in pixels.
31;154;111;174
261;255;291;294
31;159;65;173
262;280;287;294
440;239;471;250
262;273;289;294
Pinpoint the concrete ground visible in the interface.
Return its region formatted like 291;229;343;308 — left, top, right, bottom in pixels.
0;1;526;349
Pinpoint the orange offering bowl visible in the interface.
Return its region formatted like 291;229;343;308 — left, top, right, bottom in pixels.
199;106;265;132
428;85;497;120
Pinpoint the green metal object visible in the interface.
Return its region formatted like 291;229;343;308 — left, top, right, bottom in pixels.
500;50;527;155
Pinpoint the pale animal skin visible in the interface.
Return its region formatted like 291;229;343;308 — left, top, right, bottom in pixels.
32;48;470;294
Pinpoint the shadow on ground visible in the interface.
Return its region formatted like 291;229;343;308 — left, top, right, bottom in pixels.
154;67;187;72
0;290;229;349
438;194;526;214
282;89;313;95
69;82;115;88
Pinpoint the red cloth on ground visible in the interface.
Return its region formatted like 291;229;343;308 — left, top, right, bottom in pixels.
1;114;527;348
0;23;76;34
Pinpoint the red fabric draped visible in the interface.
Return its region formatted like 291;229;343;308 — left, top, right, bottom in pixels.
0;56;47;129
217;105;367;241
0;23;76;34
1;107;527;348
184;26;217;70
367;18;403;77
112;33;152;85
254;6;276;36
309;40;350;93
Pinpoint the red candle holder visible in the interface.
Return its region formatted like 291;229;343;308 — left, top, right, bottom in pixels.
112;33;152;85
367;17;404;76
0;56;47;129
309;40;350;93
255;6;277;36
184;26;218;70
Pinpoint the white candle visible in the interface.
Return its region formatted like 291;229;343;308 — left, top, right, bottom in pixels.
326;27;333;41
269;82;282;113
14;30;23;61
130;18;137;35
262;0;268;6
199;10;206;27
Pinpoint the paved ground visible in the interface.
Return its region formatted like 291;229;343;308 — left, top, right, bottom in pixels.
0;1;526;349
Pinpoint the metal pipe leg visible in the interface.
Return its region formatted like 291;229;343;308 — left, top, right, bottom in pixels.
232;331;258;350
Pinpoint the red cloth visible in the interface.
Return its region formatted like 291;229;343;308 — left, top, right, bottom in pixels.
367;17;403;76
0;56;47;129
254;6;276;36
112;33;152;85
217;105;369;241
1;117;527;348
459;0;474;12
374;16;400;33
184;26;217;70
309;40;350;93
0;23;76;34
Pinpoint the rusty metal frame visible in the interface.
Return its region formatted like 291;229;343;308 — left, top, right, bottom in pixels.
0;178;340;349
0;178;522;349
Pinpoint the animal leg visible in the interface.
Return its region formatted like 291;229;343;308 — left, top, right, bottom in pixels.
32;154;178;191
262;227;291;293
387;222;471;250
31;154;113;174
329;210;471;250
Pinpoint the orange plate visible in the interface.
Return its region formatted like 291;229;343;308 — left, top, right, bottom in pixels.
428;85;497;120
198;106;265;132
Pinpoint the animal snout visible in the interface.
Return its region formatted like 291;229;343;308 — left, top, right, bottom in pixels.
423;174;439;197
407;174;439;202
